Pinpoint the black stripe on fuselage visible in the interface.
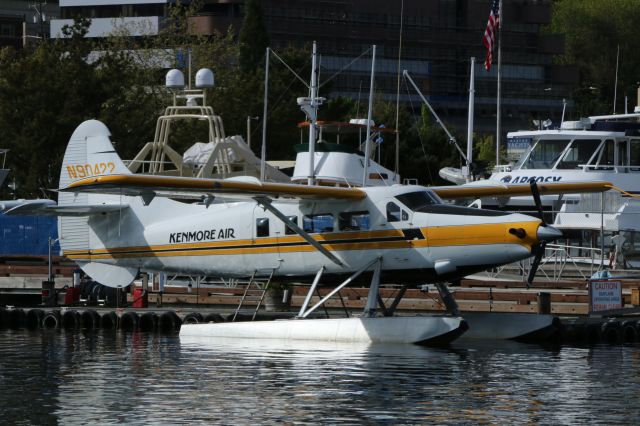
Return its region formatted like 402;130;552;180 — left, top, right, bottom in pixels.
82;228;423;257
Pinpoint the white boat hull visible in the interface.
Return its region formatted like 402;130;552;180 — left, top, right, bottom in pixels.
179;316;468;345
460;312;559;340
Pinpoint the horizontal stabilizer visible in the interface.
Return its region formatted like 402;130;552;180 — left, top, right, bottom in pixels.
77;261;137;288
4;201;128;216
0;199;56;212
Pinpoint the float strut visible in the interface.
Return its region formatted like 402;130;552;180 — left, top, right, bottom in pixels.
363;258;382;317
383;284;408;317
434;282;460;316
301;257;381;319
297;266;325;318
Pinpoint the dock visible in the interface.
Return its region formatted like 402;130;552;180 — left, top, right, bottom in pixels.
2;256;640;345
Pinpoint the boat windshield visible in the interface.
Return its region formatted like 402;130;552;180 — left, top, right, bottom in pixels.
516;139;570;169
556;139;601;169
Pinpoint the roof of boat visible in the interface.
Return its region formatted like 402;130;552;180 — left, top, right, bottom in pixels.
297;121;396;134
507;129;627;138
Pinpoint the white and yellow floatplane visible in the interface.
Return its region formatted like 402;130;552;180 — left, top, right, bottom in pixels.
5;116;610;344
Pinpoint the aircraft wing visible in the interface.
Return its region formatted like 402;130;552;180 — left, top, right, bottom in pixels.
60;174;366;200
4;200;129;217
431;181;612;199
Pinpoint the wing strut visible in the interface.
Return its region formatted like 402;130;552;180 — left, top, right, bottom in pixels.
254;196;344;267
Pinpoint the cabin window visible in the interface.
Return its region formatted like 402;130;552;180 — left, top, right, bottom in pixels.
303;214;334;233
386;202;408;222
519;139;570;169
339;211;370;231
630;139;640;171
285;216;298;235
256;217;269;237
556;139;600;169
369;172;388;180
395;191;441;212
594;139;615;170
618;141;629;170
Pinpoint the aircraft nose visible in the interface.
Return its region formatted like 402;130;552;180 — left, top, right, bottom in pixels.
537;225;563;242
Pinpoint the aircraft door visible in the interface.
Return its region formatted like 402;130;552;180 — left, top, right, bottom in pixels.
250;205;281;274
382;199;413;266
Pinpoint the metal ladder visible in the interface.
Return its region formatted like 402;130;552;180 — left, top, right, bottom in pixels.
231;269;276;322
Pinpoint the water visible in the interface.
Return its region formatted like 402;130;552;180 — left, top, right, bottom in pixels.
1;330;640;425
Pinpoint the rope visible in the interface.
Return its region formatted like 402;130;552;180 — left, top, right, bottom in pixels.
403;76;432;183
606;183;640;200
318;47;372;89
268;48;309;88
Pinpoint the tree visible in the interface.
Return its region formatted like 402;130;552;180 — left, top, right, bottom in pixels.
549;0;640;115
238;0;270;73
474;134;505;174
0;19;163;198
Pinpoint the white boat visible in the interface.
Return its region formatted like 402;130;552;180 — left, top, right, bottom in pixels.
291;119;399;188
484;113;640;211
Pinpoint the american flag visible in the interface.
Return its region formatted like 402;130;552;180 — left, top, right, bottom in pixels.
482;0;500;70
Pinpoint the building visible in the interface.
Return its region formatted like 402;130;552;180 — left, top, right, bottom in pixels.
51;0;576;136
0;0;60;47
51;0;166;38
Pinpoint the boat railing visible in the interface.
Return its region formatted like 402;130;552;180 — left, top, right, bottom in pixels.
576;164;640;173
561;191;629;215
484;243;604;282
123;159;180;175
403;178;419;185
492;164;511;173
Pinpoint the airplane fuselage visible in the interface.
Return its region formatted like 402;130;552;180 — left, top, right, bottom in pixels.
63;185;541;284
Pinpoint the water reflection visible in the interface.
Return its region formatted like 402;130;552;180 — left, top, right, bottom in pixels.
1;330;639;424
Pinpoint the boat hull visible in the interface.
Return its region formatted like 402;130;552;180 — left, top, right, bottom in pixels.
179;316;468;346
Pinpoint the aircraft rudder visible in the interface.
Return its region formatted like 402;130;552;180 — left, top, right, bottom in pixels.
59;119;131;190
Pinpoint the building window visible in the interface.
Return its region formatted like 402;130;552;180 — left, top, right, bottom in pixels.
256;217;269;237
339;211;369;231
303;214;334;233
0;25;15;37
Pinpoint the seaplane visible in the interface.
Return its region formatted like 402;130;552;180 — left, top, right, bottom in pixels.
4;115;612;345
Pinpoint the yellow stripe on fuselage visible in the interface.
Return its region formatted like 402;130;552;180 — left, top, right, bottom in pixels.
64;221;539;261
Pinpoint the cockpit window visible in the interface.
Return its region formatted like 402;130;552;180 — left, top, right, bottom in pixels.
517;139;570;169
386;202;402;222
556;139;601;169
395;191;440;212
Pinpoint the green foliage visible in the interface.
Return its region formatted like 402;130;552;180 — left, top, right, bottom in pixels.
549;0;640;115
410;106;460;185
0;5;472;199
238;0;270;73
473;134;505;173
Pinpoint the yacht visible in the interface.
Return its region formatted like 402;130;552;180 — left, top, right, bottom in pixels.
486;112;640;210
465;112;640;273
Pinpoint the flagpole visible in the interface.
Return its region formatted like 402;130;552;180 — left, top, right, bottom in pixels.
495;0;502;168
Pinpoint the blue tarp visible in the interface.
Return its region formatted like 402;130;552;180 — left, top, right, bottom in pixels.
0;215;59;256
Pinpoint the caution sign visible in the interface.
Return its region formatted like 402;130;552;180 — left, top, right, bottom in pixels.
589;280;622;313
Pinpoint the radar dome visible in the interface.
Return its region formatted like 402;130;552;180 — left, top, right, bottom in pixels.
195;68;214;88
166;69;185;89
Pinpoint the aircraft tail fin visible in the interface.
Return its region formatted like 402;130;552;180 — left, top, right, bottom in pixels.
59;119;131;190
58;120;137;288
